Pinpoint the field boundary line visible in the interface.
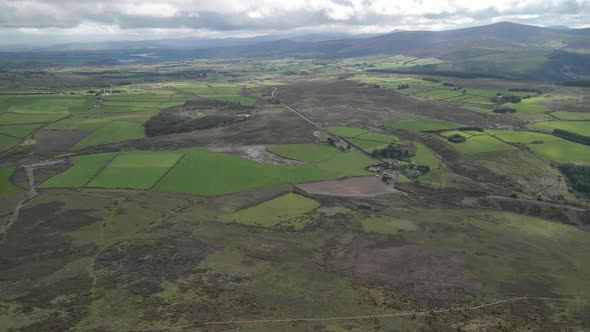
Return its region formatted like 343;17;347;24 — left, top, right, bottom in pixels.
82;152;121;188
123;296;586;331
148;151;187;190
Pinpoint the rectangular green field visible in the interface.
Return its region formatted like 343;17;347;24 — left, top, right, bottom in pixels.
219;193;320;229
40;153;118;188
0;124;42;138
101;101;185;109
551;111;590;121
486;130;561;144
326;126;369;137
93;105;160;113
355;132;398;143
445;134;517;154
530;121;590;136
46;116;111;131
156;145;372;196
527;140;590;165
416;89;463;100
390;119;460;131
507;98;548;113
87;150;184;189
3;96;92;114
0;134;22;152
347;138;387;150
73;121;145;149
0;113;66;124
0;167;21;195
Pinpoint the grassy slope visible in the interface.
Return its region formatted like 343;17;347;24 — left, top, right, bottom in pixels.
87;150;183;189
73;121;145;149
391;119;460;131
156;145;372;196
0;167;21;195
220;193;320;228
40;153;118;188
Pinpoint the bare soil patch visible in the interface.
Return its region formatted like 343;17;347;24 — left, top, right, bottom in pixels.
34;129;91;153
208;145;303;166
297;176;398;197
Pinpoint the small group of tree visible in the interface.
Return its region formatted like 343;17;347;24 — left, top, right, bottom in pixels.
371;144;415;160
558;163;590;193
552;129;590;146
422;78;440;83
367;84;381;89
491;94;522;104
493;106;517;114
401;163;431;178
508;88;543;95
397;84;409;89
447;133;466;143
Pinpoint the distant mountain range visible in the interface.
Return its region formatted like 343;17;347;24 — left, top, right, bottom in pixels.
19;21;587;57
3;22;590;82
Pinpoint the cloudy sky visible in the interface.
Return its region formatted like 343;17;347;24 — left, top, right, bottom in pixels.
1;0;589;46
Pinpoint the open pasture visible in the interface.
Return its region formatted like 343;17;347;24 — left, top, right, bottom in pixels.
73;121;145;150
0;124;42;138
327;125;369;137
40;152;118;188
219;193;320;229
551;111;590;120
156;145;373;196
0;95;93;114
530;121;590;136
441;133;517;154
87;150;183;189
0;113;66;124
0;167;21;195
391;119;460;131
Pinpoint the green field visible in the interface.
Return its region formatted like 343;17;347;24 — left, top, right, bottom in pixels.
347;138;387;150
444;133;517;154
506;97;548;113
361;216;417;235
0;134;22;152
391;119;460;131
0;167;21;195
0;95;92;114
87;150;183;189
156;145;373;195
40;153;118;188
355;132;398;143
527;140;590;164
551;111;590;120
0;124;42;138
326;126;369;137
0;113;66;124
46;116;111;131
530;121;590;136
167;82;256;105
487;130;560;144
416;89;463;99
73;121;145;149
220;193;320;229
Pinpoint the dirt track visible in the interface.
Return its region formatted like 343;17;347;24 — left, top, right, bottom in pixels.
124;296;586;331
